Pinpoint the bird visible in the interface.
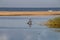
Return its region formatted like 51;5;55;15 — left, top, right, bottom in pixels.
27;18;32;28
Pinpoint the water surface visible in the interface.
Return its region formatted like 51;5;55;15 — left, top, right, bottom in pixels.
0;15;60;40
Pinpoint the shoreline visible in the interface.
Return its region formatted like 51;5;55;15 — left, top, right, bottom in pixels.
0;11;60;16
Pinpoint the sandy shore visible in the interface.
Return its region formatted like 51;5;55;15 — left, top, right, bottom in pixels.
0;11;60;16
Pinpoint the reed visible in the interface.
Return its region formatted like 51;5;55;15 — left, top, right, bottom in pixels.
46;17;60;28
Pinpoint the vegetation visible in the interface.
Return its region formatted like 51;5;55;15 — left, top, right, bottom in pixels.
46;17;60;28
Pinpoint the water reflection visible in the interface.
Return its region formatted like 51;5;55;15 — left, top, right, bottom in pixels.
0;16;60;40
0;33;8;40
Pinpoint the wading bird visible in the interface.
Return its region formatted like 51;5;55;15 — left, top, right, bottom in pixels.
27;18;32;28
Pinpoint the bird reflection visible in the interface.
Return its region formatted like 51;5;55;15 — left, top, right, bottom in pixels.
27;18;32;28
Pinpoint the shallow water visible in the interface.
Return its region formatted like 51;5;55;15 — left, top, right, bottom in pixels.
0;15;60;40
